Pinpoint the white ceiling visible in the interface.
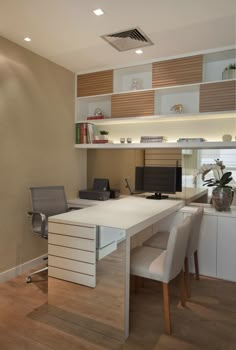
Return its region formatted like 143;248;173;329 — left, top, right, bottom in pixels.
0;0;235;73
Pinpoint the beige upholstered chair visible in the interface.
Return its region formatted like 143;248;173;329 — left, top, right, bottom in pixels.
130;216;192;334
143;207;204;297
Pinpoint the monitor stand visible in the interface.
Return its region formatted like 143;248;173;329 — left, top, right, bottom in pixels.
146;192;169;200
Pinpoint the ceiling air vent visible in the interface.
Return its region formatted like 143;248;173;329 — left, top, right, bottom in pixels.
101;27;153;52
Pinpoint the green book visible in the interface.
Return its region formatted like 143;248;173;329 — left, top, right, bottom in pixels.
75;123;80;144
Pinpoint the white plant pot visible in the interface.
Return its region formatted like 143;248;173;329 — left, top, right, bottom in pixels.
222;69;236;80
100;135;108;140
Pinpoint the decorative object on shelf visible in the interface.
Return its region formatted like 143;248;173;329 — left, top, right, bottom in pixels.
222;134;232;142
127;137;132;143
222;63;236;80
140;136;167;143
87;108;105;120
120;137;125;143
170;104;184;113
99;130;109;140
193;159;234;211
94;108;103;116
130;78;142;91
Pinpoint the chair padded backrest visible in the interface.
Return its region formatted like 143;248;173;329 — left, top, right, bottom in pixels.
163;216;192;283
30;186;68;237
186;207;204;258
30;186;68;217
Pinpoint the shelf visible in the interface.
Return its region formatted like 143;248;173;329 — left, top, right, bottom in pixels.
74;141;236;150
154;85;199;115
75;111;236;125
203;49;236;82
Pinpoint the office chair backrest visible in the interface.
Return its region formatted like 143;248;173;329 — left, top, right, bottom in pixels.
30;186;68;217
30;186;68;237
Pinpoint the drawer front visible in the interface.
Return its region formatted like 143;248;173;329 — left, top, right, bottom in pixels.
48;255;95;276
48;244;95;264
49;222;96;239
48;234;95;252
49;266;95;288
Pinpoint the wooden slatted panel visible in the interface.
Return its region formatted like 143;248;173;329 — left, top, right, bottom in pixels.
199;81;236;112
111;90;154;118
145;149;182;167
152;55;203;88
77;70;113;97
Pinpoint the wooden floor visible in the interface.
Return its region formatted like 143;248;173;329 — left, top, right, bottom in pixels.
0;271;236;350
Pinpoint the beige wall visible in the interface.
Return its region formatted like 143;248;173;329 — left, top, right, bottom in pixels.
87;150;144;194
0;36;86;273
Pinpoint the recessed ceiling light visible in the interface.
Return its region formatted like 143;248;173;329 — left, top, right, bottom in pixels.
93;8;104;16
135;49;143;54
24;37;31;42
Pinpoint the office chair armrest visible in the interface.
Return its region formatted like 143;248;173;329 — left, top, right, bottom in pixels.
28;211;47;237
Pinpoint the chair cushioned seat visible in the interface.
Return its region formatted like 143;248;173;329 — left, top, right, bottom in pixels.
143;231;170;250
130;246;166;281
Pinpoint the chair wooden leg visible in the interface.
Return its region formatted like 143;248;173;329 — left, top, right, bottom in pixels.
194;251;200;280
179;269;186;306
162;282;171;335
184;257;191;298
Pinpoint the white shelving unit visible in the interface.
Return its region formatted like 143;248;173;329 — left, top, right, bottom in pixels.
76;49;236;141
74;141;236;150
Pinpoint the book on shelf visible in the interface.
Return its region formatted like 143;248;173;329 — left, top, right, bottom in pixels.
93;139;109;144
87;115;105;120
140;136;167;143
177;137;206;142
75;122;98;144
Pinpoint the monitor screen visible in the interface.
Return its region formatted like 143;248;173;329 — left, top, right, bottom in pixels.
135;166;182;199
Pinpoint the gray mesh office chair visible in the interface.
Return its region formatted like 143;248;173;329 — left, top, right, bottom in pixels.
27;186;78;283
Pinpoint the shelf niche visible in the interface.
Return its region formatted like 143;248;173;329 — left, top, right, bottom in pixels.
113;64;152;93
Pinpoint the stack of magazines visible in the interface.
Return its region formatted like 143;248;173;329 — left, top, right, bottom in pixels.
140;136;167;143
177;137;206;142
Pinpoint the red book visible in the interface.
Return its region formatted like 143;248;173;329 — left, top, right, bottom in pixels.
87;115;105;120
92;140;108;144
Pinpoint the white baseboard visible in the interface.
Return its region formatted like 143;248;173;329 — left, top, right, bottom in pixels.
0;254;47;283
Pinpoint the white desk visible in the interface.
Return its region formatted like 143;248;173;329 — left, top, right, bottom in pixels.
47;197;184;342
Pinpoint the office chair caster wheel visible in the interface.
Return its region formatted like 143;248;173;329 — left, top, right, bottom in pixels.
26;276;32;283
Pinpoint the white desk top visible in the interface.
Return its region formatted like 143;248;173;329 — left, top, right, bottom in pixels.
49;196;184;237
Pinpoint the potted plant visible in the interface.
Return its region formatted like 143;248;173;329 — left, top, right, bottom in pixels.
222;63;236;80
99;130;109;140
203;171;234;211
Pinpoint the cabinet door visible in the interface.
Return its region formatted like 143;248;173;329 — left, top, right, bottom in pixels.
152;55;203;88
187;214;217;278
111;90;154;118
199;80;236;112
77;70;113;97
217;217;236;282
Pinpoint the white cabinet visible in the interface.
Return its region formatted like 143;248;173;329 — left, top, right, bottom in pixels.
217;217;236;282
197;215;217;278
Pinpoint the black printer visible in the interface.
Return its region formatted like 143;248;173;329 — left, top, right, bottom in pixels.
79;178;120;201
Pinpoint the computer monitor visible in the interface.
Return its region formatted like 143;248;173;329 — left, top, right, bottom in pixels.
135;166;182;200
